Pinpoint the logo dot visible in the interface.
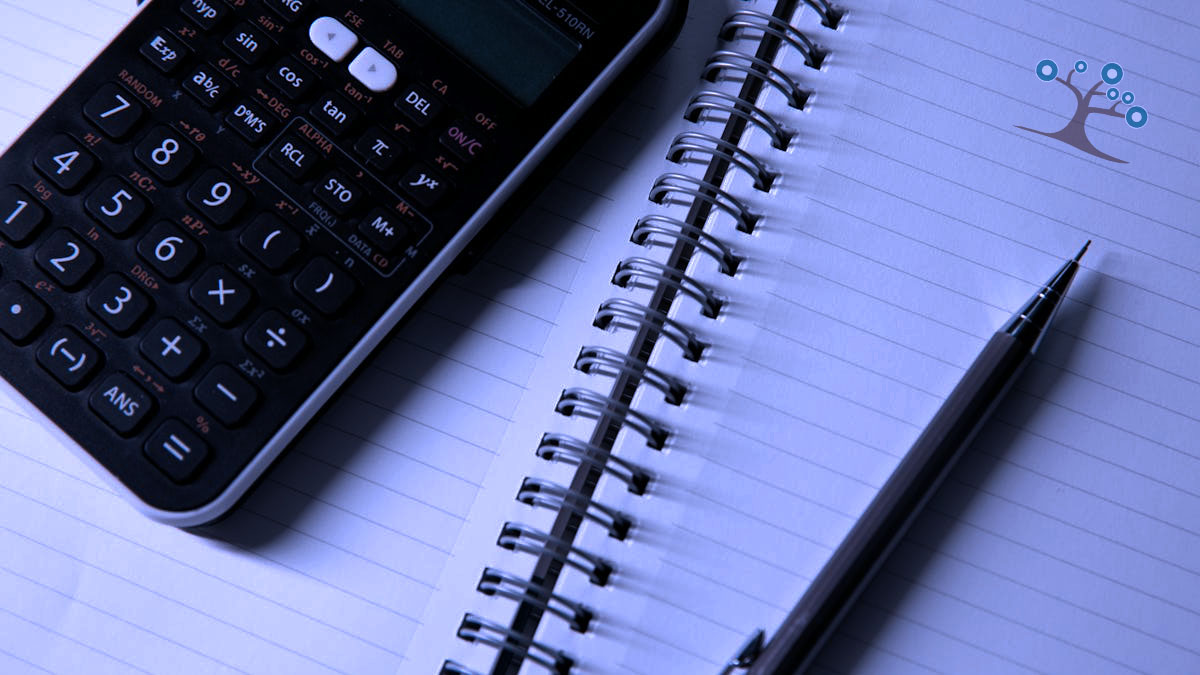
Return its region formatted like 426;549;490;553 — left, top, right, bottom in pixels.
9;304;21;316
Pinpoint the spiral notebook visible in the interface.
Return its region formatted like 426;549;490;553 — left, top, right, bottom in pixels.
4;0;1200;673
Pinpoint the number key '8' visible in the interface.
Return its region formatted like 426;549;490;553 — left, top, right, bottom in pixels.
187;170;248;228
134;126;196;183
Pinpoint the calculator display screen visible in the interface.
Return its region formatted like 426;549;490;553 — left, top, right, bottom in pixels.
393;0;581;106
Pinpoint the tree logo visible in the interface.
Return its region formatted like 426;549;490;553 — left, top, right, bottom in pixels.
1016;59;1148;164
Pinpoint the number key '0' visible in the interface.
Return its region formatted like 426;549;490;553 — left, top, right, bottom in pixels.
137;222;201;281
134;126;196;183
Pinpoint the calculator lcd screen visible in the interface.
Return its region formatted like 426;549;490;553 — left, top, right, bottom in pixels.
394;0;581;107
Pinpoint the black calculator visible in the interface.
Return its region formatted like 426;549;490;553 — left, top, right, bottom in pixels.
0;0;684;526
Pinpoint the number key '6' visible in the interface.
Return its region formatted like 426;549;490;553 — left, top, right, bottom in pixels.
137;222;201;281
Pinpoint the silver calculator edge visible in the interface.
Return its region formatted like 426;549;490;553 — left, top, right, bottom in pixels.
2;0;681;527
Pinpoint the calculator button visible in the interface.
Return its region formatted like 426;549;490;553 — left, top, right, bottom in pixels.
186;170;247;227
269;135;319;179
354;127;402;171
348;48;397;93
440;122;488;162
145;420;209;483
264;0;310;23
225;23;270;65
195;364;258;427
245;311;307;370
85;178;147;236
36;230;99;290
0;283;50;344
37;327;102;390
314;171;364;215
267;57;316;100
399;164;450;207
240;214;301;272
309;16;358;62
138;223;201;281
89;373;155;437
180;0;229;31
87;274;153;335
135;127;196;183
225;100;276;145
190;266;253;326
140;29;189;74
83;84;145;140
0;186;46;245
294;258;356;316
184;64;234;109
140;319;205;381
358;207;410;254
310;94;359;136
396;85;443;127
34;135;97;193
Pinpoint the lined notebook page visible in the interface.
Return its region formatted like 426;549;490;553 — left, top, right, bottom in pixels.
0;1;665;673
549;0;1200;672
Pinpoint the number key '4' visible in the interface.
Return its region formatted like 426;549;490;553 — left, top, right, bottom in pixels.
34;135;97;193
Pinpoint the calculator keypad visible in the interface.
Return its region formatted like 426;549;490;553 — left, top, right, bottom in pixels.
0;0;554;512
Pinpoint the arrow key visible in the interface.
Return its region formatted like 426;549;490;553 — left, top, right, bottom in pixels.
348;47;397;93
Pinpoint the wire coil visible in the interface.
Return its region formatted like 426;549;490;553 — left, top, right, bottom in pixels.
576;344;688;404
537;433;653;495
453;6;826;672
497;523;614;586
721;10;828;69
478;567;594;633
613;256;724;318
457;614;573;674
518;478;633;540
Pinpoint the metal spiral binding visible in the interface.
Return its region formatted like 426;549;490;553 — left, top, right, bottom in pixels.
721;10;828;69
453;4;820;671
497;523;614;586
613;256;725;318
684;90;793;149
536;433;653;495
650;172;760;233
804;0;844;29
633;214;742;277
667;131;776;190
440;660;484;675
556;387;670;450
594;297;706;361
702;50;811;109
576;345;688;404
478;567;594;633
456;614;573;674
517;478;633;540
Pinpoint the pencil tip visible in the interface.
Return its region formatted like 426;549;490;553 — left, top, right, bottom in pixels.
1074;240;1091;263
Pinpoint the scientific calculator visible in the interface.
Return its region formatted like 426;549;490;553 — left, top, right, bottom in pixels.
0;0;685;526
